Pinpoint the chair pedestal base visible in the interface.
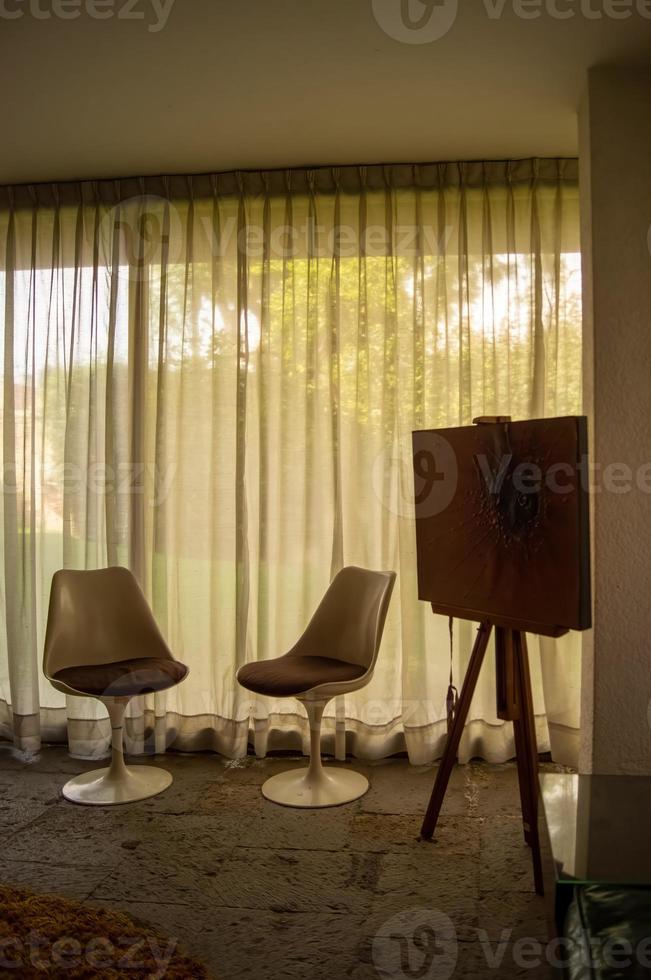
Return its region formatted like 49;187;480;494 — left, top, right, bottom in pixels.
62;765;172;806
261;766;368;808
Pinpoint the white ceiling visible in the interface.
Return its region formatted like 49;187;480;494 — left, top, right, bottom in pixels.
1;0;650;184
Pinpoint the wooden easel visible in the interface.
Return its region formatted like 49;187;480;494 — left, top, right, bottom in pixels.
418;417;552;896
420;621;546;895
413;413;590;897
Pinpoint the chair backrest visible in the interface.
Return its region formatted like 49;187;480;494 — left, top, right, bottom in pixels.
43;567;173;679
289;566;396;671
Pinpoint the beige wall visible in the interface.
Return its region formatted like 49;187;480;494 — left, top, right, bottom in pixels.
579;66;651;773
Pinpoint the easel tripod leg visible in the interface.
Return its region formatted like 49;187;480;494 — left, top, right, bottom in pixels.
420;622;491;840
497;626;534;846
513;715;534;846
513;631;544;896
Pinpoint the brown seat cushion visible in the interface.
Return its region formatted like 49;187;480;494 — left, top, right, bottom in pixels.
54;658;188;698
237;655;366;697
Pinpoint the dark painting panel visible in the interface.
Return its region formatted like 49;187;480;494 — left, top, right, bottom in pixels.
412;417;591;636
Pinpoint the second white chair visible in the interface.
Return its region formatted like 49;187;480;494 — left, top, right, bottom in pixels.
237;565;396;808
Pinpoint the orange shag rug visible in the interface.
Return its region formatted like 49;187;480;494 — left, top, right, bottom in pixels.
0;883;210;978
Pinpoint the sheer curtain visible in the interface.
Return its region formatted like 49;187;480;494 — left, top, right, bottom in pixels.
0;160;582;766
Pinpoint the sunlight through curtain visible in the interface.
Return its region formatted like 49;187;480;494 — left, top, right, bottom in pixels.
0;160;582;765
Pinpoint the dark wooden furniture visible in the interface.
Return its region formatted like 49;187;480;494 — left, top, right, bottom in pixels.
539;772;651;932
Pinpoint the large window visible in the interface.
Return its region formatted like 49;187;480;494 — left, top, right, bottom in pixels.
0;160;583;765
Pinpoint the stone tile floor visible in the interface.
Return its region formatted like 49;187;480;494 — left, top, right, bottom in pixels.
0;745;562;979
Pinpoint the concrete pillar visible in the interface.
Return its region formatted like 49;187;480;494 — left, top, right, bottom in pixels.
579;67;651;774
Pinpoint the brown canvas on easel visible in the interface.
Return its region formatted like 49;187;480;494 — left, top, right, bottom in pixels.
413;416;591;637
412;416;591;895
